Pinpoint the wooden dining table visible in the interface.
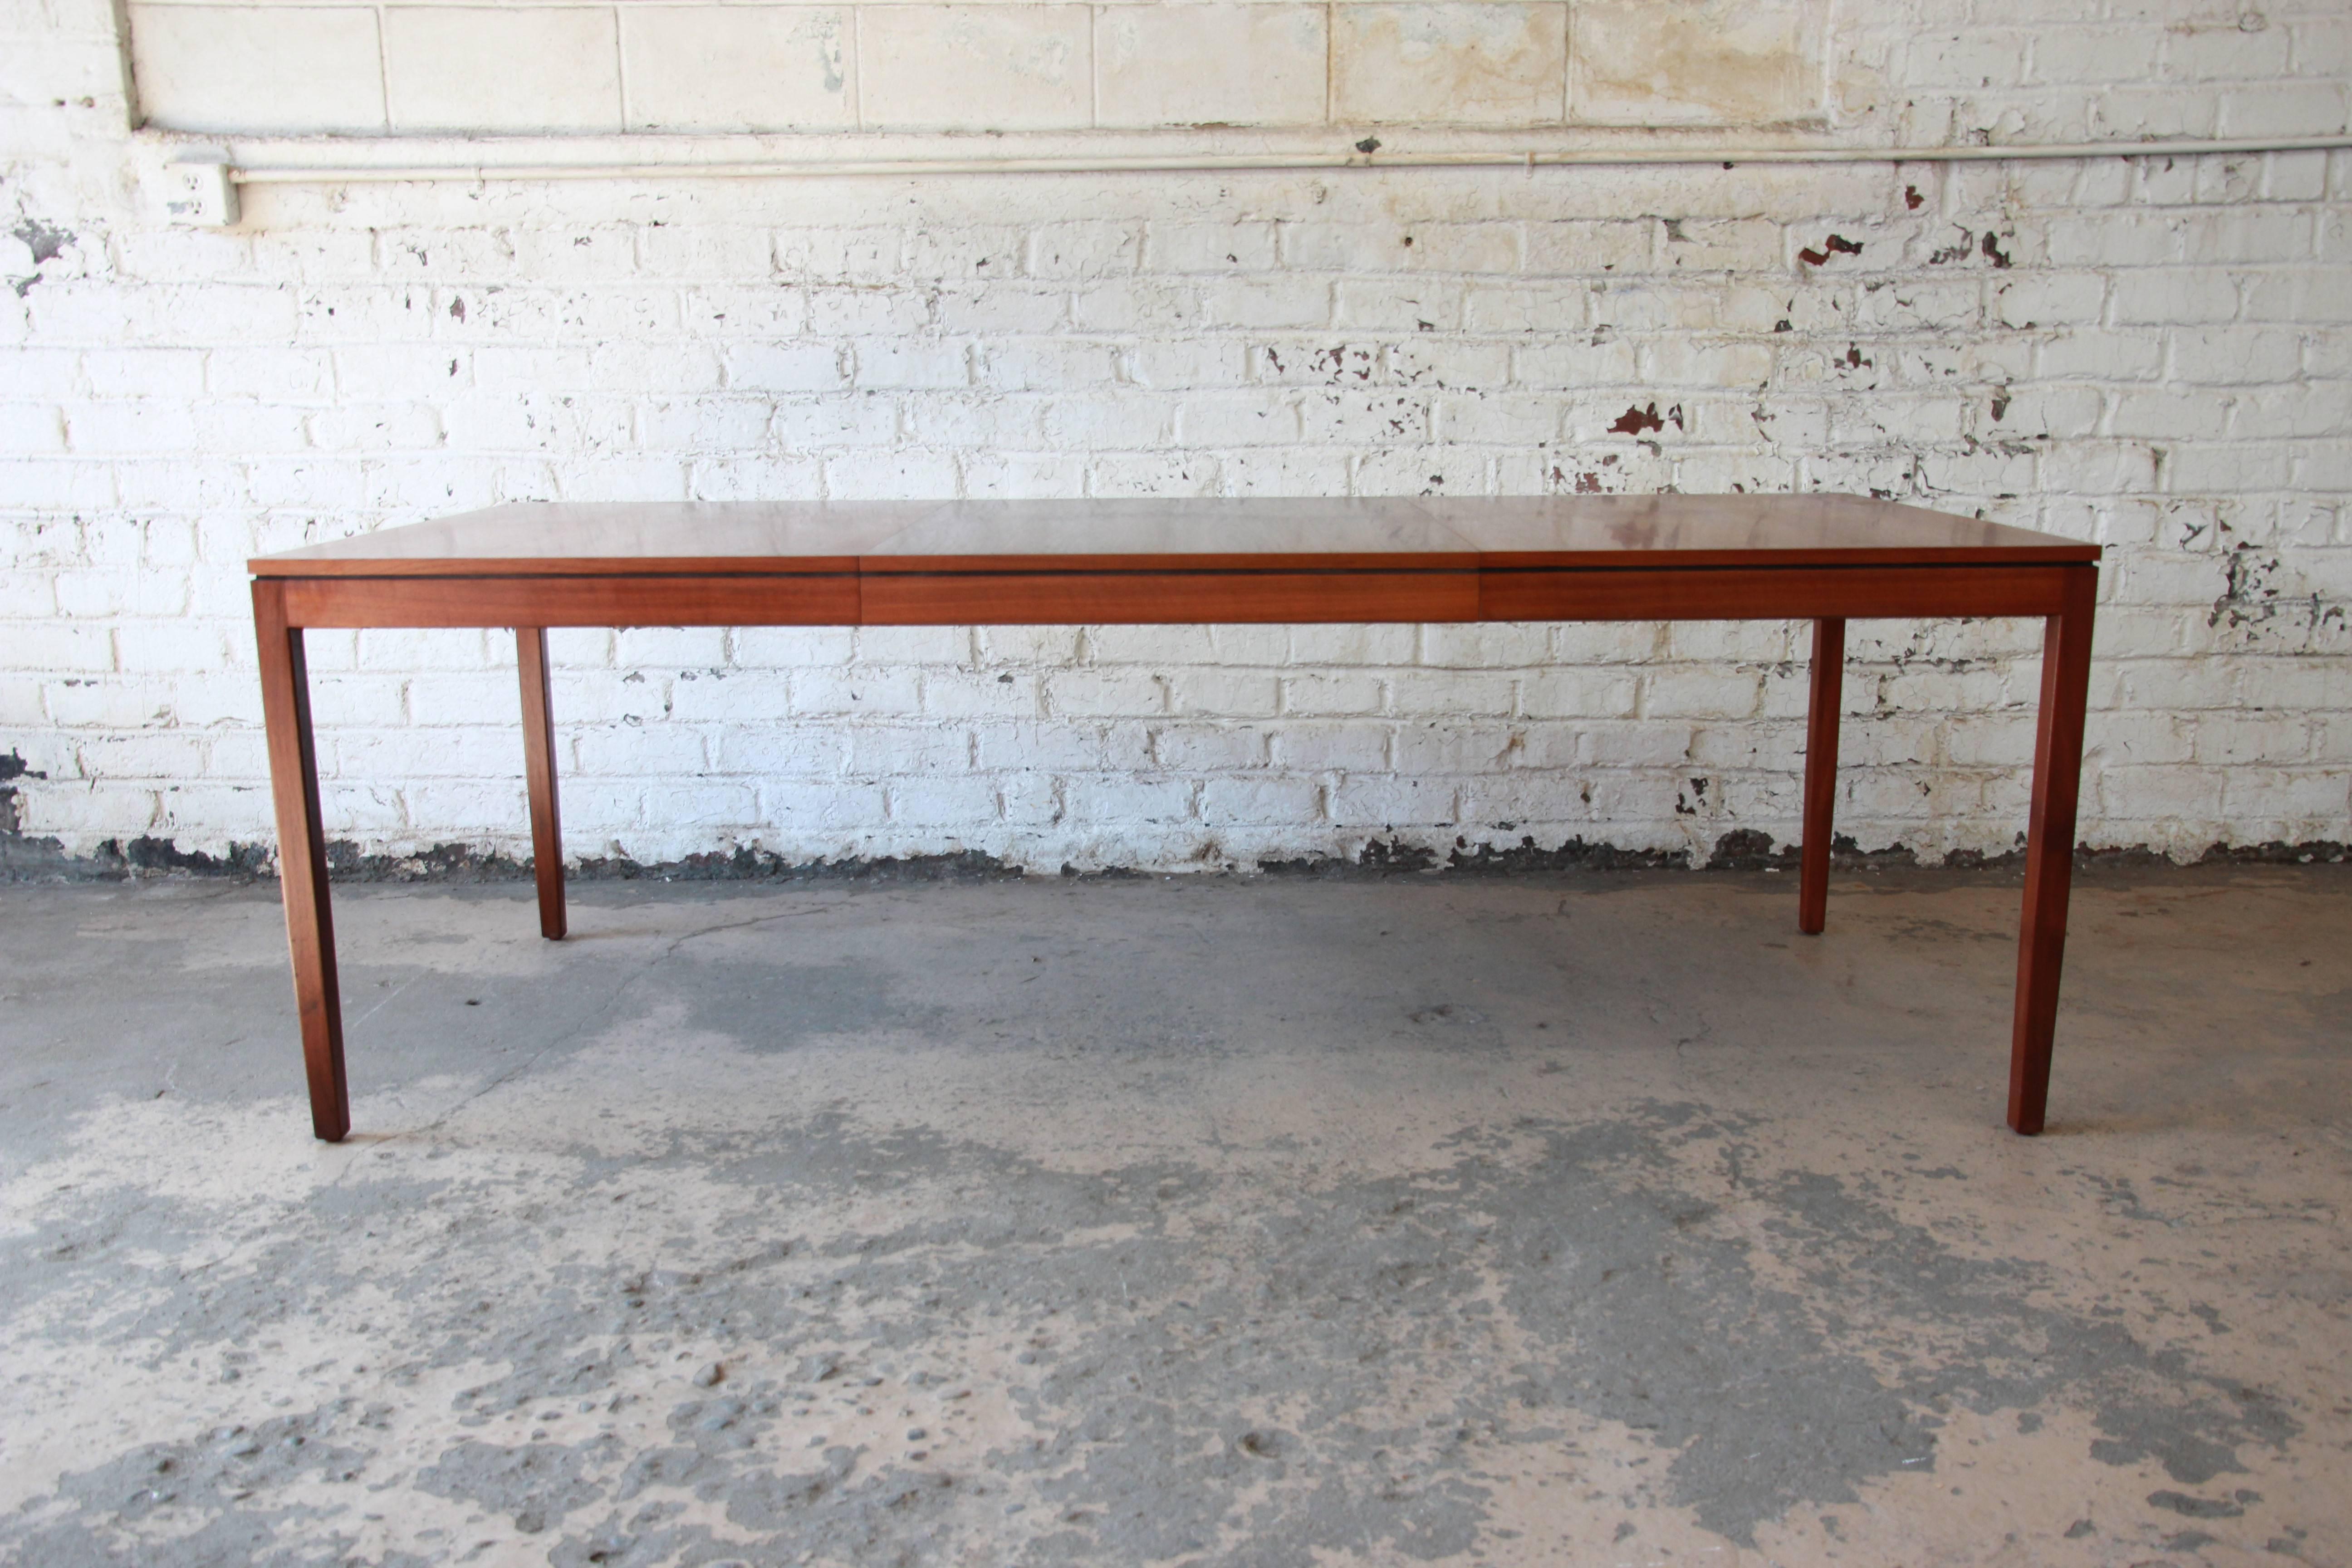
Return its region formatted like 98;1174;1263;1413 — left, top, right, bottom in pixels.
250;495;2100;1142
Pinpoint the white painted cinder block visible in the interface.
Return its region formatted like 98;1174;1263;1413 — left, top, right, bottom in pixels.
1331;3;1568;126
1095;3;1328;129
622;6;855;132
1570;0;1823;125
128;4;386;134
382;7;622;133
858;4;1092;131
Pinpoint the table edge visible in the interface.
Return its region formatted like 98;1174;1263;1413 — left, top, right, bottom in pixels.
251;546;2102;578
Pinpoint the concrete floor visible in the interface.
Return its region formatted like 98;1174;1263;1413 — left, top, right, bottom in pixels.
0;866;2347;1568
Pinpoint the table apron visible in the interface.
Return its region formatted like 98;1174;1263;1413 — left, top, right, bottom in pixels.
278;563;2078;628
861;570;1480;624
1481;564;2075;621
281;574;862;628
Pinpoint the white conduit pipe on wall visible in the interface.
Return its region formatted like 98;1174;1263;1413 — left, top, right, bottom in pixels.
225;133;2352;185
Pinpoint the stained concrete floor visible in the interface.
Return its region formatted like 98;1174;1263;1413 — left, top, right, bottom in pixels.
0;865;2347;1568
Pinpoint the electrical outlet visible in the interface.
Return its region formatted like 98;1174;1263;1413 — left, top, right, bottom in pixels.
160;158;239;228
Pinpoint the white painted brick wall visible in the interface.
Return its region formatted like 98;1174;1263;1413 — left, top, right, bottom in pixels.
1;1;2349;873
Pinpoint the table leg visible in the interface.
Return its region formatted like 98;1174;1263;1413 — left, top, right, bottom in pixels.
2009;566;2098;1135
252;580;349;1142
516;627;567;940
1798;617;1845;934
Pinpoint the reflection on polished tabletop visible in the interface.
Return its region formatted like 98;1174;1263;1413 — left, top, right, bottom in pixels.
251;496;2102;576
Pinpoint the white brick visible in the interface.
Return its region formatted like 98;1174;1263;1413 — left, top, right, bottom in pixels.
1329;774;1458;825
1064;775;1194;823
1026;223;1143;280
2217;81;2347;140
1152;724;1269;770
2167;326;2307;385
1200;776;1321;824
725;343;851;392
1271;723;1391;771
1147;224;1282;275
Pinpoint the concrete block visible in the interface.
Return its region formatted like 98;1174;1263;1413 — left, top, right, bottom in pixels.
1570;0;1822;125
127;3;386;133
1332;3;1567;126
1096;4;1327;128
859;5;1091;131
382;7;621;133
622;6;853;132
